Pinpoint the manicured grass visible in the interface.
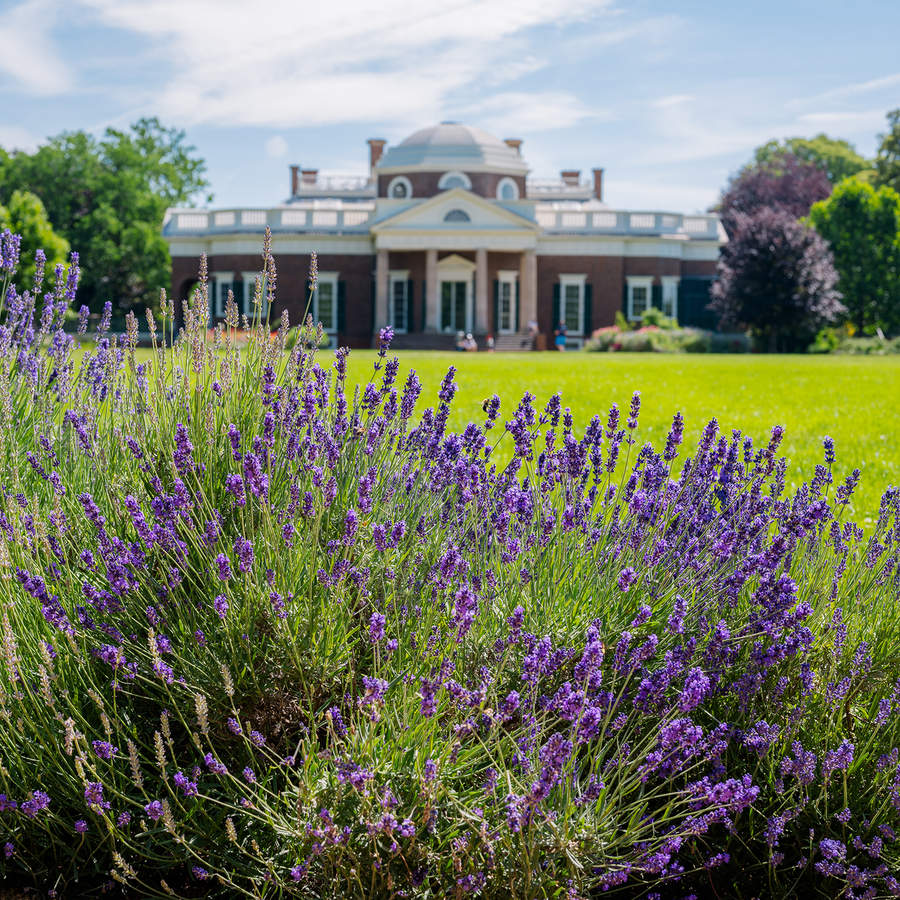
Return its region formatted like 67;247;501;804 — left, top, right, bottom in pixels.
345;350;900;522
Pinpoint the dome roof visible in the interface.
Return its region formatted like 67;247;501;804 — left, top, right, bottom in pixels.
378;122;528;174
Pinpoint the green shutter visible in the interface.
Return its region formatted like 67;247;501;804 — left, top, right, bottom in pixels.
552;283;560;331
583;283;593;335
407;279;415;331
492;280;499;332
337;281;346;332
515;280;520;332
652;283;663;310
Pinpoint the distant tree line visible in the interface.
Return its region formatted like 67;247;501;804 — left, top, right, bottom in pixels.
0;118;209;316
711;111;900;350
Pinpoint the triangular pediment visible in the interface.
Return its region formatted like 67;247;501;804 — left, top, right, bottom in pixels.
371;188;540;233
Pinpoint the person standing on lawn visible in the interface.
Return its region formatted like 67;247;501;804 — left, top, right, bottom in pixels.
553;319;567;351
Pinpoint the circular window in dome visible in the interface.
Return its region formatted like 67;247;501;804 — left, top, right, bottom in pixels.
444;209;471;222
438;171;472;191
388;176;413;199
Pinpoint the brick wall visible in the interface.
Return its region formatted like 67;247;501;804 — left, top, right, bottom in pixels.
682;260;718;277
536;256;625;333
623;257;682;278
378;172;527;200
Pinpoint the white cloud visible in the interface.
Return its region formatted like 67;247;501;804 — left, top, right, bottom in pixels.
70;0;609;127
265;135;288;158
0;124;41;152
459;91;602;135
0;0;71;94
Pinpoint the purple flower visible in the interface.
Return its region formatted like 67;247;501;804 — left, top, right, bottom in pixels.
192;867;209;881
144;800;163;821
84;782;109;810
227;717;242;735
92;740;118;760
250;730;266;748
75;819;88;833
117;811;131;826
173;771;198;798
679;668;711;712
243;767;256;783
617;567;637;592
224;473;246;506
214;594;229;619
4;843;13;859
204;753;228;775
215;554;232;581
423;759;437;782
823;740;854;778
369;612;386;643
233;536;254;573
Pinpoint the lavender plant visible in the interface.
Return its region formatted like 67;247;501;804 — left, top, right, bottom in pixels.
0;226;898;899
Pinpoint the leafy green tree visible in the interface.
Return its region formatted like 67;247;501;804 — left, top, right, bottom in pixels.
874;109;900;195
753;134;872;185
809;180;900;334
0;190;70;291
0;118;209;314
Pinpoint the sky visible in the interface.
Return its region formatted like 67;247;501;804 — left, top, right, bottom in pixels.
1;0;899;214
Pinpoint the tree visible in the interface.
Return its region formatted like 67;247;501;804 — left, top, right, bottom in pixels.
874;108;900;195
710;208;844;352
717;153;832;237
809;180;900;334
0;190;70;292
753;135;872;185
0;118;209;314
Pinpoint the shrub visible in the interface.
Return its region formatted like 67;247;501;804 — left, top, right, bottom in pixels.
584;326;748;354
0;230;898;899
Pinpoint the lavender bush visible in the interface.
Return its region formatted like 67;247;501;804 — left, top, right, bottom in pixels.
0;227;899;899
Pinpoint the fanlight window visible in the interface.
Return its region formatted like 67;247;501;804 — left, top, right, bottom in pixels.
444;209;470;222
392;182;408;198
442;175;467;189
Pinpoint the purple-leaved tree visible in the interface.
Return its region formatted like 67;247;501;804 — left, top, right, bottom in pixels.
710;208;845;352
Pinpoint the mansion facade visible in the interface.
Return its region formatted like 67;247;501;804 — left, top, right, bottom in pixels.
163;123;726;349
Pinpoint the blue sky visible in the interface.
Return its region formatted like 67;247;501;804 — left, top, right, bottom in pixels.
1;0;898;213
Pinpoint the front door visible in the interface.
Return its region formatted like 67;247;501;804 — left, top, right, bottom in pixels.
441;281;469;332
498;280;517;333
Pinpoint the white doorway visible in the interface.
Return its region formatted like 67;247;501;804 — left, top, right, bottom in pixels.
436;254;476;333
497;270;518;333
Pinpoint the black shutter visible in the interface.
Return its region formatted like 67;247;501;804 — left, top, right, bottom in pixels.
583;283;593;335
422;280;427;330
370;276;375;333
622;283;628;315
652;283;663;310
493;280;499;332
515;280;520;332
337;281;346;333
552;283;560;331
407;278;415;332
303;282;313;325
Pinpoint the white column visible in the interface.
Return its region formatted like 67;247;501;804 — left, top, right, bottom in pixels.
519;248;537;332
375;249;389;333
474;248;488;334
425;249;439;332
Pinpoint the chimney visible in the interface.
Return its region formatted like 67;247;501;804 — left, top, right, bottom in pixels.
368;139;386;173
593;168;604;201
504;138;522;155
301;169;318;186
561;170;581;187
290;165;299;196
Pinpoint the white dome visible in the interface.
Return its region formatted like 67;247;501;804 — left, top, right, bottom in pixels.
378;122;528;174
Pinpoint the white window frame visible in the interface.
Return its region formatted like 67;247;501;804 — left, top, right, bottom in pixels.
313;272;339;334
497;270;518;334
558;274;586;337
241;271;269;322
212;272;234;318
626;276;653;322
496;177;520;201
438;170;472;191
389;270;410;333
387;176;413;200
661;276;680;321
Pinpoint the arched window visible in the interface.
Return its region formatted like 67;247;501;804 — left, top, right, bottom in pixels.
497;177;519;201
438;171;472;191
444;209;470;222
388;176;413;199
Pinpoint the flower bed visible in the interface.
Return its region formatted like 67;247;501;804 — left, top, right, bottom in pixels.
0;230;898;898
584;326;751;354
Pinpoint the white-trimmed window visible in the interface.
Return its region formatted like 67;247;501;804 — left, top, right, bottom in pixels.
211;272;234;318
389;270;410;333
241;271;269;321
438;171;472;191
388;176;413;199
661;276;680;321
314;272;339;334
496;177;519;201
497;270;518;333
626;276;653;321
559;274;586;336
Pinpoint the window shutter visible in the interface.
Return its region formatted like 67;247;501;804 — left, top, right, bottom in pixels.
370;276;375;333
583;283;593;335
652;283;663;310
552;283;560;330
492;280;499;332
303;282;313;324
622;283;628;314
515;280;520;332
422;280;427;330
407;279;415;332
337;281;346;332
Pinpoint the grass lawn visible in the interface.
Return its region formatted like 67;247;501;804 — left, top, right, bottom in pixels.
341;350;900;523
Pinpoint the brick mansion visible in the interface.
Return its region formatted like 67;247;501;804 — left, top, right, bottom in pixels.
163;123;726;349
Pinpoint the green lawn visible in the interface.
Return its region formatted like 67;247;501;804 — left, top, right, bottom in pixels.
343;350;900;523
